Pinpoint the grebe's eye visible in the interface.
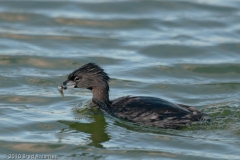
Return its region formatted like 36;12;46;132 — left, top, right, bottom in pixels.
74;77;80;82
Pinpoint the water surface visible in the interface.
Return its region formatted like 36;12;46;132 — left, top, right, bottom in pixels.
0;0;240;159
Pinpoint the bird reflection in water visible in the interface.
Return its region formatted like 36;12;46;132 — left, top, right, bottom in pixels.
58;106;109;148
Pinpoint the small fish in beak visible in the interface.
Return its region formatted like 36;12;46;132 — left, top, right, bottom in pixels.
58;80;76;97
58;85;64;97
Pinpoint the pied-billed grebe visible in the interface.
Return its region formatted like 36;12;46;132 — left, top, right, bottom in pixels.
58;63;206;129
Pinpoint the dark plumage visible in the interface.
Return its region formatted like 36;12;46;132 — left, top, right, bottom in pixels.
58;63;206;129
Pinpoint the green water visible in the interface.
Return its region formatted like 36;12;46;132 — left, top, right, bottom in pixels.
0;0;240;159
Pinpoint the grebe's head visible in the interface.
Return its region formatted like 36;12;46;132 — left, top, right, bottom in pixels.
58;63;109;97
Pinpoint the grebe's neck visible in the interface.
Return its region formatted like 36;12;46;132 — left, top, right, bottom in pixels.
92;86;110;111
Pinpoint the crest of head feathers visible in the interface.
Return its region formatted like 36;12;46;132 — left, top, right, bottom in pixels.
68;62;110;82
